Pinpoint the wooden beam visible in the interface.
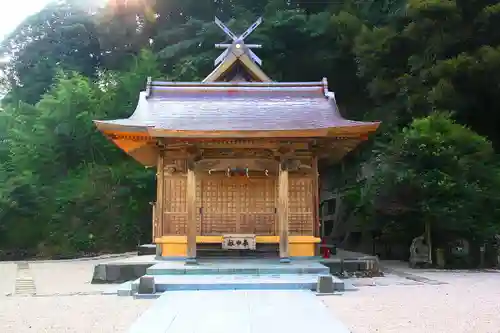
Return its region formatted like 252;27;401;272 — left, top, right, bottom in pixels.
165;138;313;146
278;159;290;263
186;158;198;264
147;127;374;139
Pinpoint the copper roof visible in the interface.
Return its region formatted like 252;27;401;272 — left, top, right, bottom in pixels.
94;81;379;136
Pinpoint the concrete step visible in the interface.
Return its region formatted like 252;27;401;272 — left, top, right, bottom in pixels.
153;274;322;292
119;274;345;295
146;260;330;276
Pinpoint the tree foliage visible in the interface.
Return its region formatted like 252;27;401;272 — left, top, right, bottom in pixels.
0;0;499;258
0;1;102;104
365;113;500;243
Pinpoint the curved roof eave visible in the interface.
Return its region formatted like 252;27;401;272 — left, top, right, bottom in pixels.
146;123;380;139
93;81;381;138
93;120;151;134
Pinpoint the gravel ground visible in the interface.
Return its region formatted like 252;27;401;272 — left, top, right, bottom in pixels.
30;260;111;295
0;258;152;333
0;262;16;296
322;270;500;333
1;258;500;333
0;295;151;333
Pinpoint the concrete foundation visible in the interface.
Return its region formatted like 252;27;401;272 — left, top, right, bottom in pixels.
91;256;159;284
137;244;157;256
92;250;380;284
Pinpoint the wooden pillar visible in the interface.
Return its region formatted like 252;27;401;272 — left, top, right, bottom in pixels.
186;160;197;264
152;203;156;241
312;157;320;239
155;150;165;241
278;160;290;263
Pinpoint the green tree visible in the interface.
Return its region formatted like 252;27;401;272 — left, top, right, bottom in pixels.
354;0;500;146
1;1;102;105
366;113;500;244
0;50;159;257
2;0;500;260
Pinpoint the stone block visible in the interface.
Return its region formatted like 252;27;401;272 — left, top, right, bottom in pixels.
279;257;291;263
342;260;361;272
131;281;138;294
185;257;198;266
133;265;149;278
138;276;156;294
134;293;161;300
321;261;343;275
120;265;139;281
316;275;334;294
92;262;155;284
105;265;122;282
138;244;157;256
91;264;107;284
117;288;133;297
333;278;345;292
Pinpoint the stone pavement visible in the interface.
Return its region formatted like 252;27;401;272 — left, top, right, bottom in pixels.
14;262;36;295
129;290;351;333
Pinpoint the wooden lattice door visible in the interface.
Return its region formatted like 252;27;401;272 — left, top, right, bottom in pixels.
200;177;277;235
200;178;238;235
239;178;276;235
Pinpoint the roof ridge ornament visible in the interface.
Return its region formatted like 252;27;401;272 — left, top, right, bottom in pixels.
214;17;263;67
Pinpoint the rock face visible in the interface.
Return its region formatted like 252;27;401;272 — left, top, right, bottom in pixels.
138;276;156;294
317;275;334;294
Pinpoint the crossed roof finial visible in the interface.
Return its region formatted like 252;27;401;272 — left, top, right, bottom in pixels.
213;17;263;66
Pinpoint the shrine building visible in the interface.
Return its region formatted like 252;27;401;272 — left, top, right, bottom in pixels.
93;17;380;263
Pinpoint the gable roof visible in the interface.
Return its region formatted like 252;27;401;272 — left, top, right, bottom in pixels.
203;44;271;82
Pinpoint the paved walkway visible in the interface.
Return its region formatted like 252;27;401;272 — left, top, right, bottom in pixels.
129;290;350;333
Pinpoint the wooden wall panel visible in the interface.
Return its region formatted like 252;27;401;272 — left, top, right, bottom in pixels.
288;177;314;236
159;171;313;237
162;176;187;235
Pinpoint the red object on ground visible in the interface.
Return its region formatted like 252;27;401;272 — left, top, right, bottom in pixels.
321;238;331;259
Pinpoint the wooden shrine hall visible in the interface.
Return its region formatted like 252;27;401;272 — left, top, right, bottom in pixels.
94;17;380;263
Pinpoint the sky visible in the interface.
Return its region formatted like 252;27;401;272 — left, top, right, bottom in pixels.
0;0;51;41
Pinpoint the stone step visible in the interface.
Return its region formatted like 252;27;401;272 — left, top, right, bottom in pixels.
146;261;330;276
124;274;345;294
153;274;320;292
